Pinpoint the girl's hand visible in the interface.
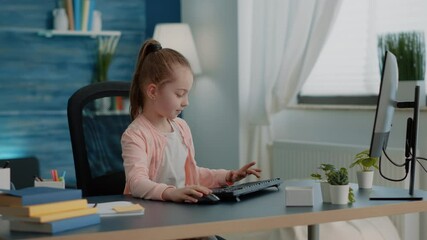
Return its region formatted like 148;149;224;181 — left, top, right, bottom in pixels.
226;161;262;184
162;185;212;203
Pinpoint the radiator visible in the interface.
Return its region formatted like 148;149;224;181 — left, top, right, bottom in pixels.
272;140;420;240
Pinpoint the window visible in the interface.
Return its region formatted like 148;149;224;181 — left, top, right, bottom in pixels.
299;0;427;101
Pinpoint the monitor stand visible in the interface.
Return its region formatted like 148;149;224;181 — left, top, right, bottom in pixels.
370;86;423;201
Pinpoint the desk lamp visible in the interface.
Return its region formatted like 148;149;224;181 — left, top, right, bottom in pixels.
153;23;202;75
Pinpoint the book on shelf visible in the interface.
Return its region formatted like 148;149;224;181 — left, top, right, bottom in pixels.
88;0;95;31
0;187;81;207
66;0;96;32
0;199;88;217
65;0;75;30
3;207;97;223
81;0;90;31
115;96;124;111
9;214;100;234
73;0;82;31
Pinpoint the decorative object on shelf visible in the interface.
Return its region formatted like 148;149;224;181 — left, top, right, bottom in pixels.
92;10;102;32
350;149;379;189
378;31;426;105
95;35;120;83
94;35;120;112
153;23;202;75
310;163;335;203
53;8;69;31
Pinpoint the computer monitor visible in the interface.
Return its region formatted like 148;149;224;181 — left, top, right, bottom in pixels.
369;51;422;200
369;51;398;158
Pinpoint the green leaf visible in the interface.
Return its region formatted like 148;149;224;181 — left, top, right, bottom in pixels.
310;173;322;180
350;149;379;171
348;187;356;203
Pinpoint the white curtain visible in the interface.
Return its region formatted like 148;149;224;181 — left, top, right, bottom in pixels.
243;0;342;178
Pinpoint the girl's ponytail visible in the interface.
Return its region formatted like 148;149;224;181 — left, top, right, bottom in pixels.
130;39;162;120
129;38;191;120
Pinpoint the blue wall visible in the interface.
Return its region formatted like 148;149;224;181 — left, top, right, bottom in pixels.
0;0;180;187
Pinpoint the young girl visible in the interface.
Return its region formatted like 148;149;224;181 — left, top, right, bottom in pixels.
122;39;261;203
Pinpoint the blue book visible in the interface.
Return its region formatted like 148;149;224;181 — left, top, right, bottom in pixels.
9;214;100;234
73;0;82;31
0;187;81;206
87;0;95;31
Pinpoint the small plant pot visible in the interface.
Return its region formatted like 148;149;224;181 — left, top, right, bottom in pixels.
329;184;349;205
357;171;374;189
320;181;331;203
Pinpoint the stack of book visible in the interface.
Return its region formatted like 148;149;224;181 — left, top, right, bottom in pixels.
0;187;100;234
63;0;97;31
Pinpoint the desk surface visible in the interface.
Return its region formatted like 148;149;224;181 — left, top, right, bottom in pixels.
1;181;427;240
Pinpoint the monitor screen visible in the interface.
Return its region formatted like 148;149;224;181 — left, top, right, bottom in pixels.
369;51;398;158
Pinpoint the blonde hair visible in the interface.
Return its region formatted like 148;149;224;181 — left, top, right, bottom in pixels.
130;39;191;120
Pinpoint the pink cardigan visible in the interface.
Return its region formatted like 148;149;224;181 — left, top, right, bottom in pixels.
121;115;229;200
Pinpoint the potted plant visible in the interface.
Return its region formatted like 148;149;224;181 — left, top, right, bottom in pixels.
311;164;335;203
350;149;379;189
327;167;355;205
378;31;426;105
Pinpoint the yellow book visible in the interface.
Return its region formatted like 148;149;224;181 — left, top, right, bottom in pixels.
81;0;90;31
0;199;88;217
4;207;97;223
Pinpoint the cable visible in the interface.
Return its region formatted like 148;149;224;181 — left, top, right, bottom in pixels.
416;156;427;161
382;148;406;167
378;149;409;182
405;138;414;157
417;160;427;173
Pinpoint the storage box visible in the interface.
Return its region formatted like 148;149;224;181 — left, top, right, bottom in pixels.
34;179;65;189
285;186;313;206
0;168;11;190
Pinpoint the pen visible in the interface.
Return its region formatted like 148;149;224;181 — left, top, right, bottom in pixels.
54;170;59;182
2;161;10;168
60;171;66;182
51;169;57;181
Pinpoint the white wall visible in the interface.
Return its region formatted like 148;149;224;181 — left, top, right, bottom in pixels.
183;1;426;238
181;0;239;170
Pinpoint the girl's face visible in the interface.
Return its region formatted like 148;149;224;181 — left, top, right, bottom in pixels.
153;64;193;119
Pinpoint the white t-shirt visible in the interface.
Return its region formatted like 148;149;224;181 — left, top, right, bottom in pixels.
154;121;188;188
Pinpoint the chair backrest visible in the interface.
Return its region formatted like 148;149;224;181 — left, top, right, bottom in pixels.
67;81;131;197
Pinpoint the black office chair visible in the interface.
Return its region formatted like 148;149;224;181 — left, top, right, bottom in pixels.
67;81;131;197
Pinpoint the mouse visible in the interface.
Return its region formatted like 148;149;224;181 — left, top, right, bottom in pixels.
196;193;220;203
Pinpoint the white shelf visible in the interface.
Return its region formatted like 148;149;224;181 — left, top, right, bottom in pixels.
38;30;121;38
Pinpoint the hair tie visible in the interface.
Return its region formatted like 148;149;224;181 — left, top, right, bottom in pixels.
147;43;162;54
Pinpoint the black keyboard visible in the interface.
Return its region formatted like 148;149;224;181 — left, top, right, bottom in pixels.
211;178;283;202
